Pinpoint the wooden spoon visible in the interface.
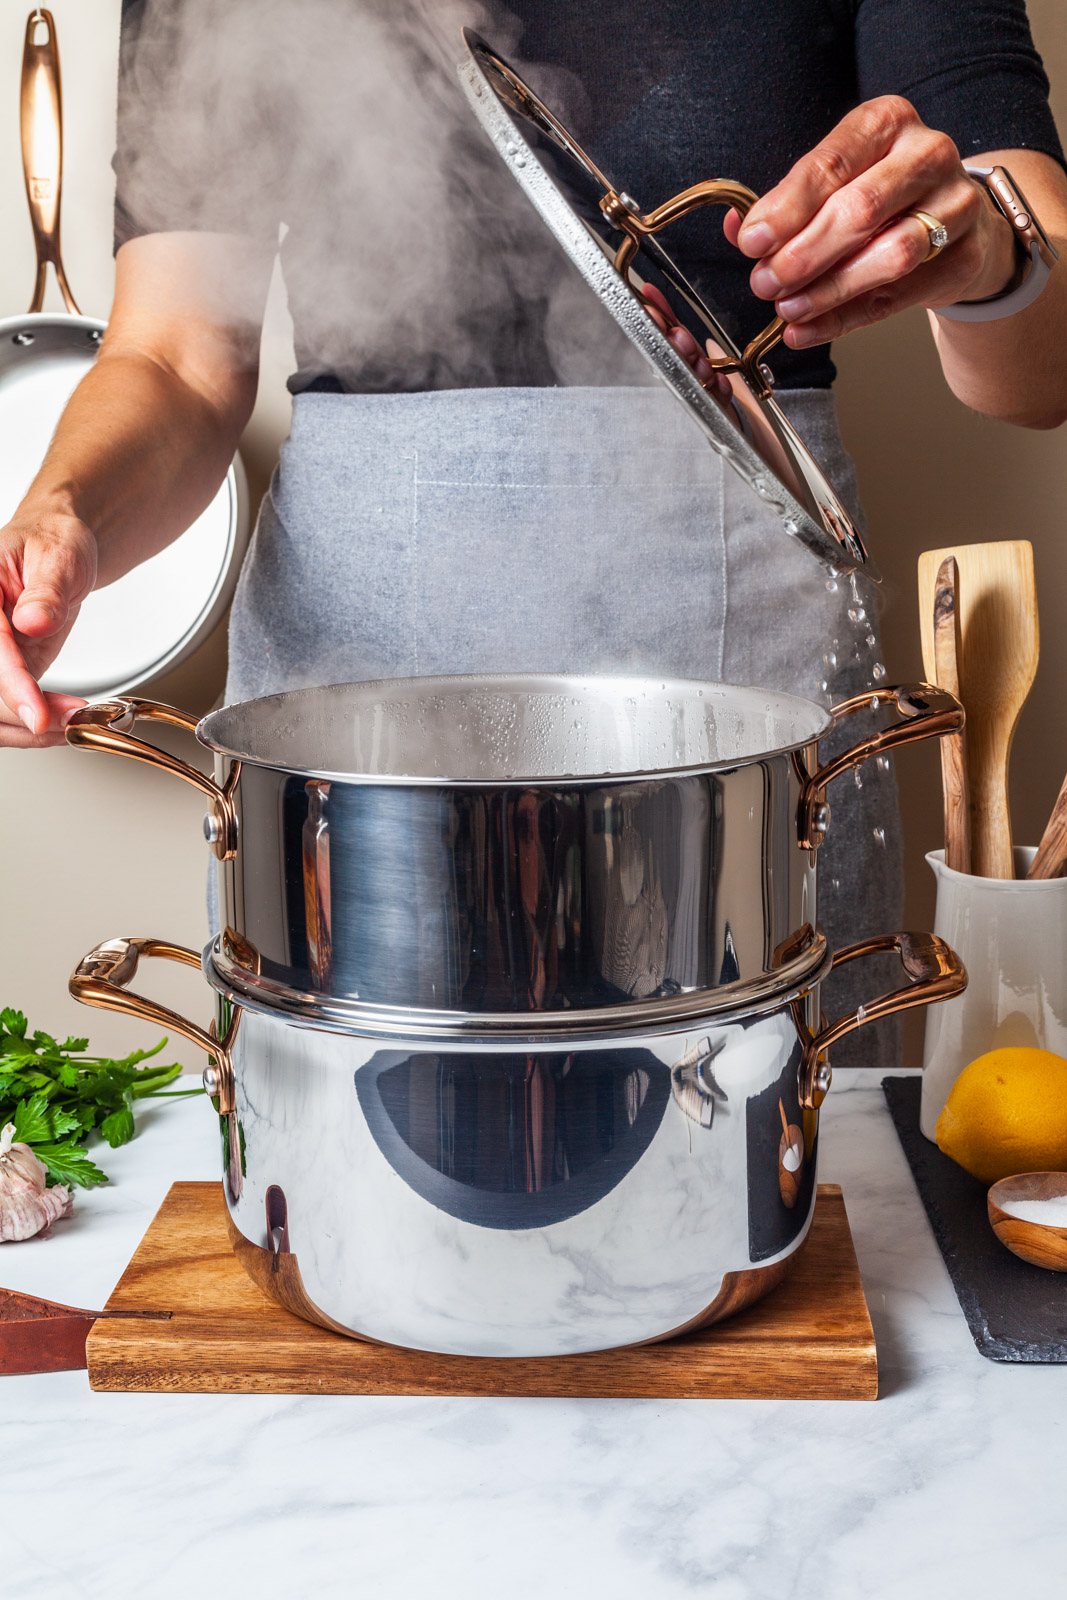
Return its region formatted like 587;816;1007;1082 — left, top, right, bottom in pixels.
919;542;1038;879
988;1172;1067;1271
918;555;970;873
1027;770;1067;880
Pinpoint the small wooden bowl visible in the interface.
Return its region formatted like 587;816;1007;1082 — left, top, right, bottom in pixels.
988;1172;1067;1271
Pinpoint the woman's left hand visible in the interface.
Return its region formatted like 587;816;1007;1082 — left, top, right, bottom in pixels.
730;96;1018;348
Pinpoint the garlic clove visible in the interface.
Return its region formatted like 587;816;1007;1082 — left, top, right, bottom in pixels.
0;1122;74;1242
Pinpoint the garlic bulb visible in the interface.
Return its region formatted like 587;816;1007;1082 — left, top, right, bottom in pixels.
0;1123;73;1242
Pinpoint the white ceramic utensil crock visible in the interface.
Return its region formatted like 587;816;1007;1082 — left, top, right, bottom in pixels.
920;846;1067;1139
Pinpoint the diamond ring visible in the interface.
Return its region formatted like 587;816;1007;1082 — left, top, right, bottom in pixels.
907;209;950;262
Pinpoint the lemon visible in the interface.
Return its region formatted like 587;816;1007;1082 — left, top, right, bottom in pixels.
935;1047;1067;1183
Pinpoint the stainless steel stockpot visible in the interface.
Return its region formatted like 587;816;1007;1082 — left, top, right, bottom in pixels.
66;674;962;1022
70;928;964;1357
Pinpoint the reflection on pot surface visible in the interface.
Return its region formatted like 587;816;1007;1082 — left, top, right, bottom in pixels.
355;1047;670;1228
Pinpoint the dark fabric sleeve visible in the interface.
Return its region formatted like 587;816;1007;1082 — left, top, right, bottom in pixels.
113;0;280;252
853;0;1065;169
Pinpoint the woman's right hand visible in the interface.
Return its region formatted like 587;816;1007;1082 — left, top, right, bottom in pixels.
0;509;95;746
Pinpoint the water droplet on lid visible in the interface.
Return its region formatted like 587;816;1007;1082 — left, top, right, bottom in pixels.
866;633;877;650
876;755;890;772
873;826;886;846
831;877;840;891
872;662;886;682
854;769;864;789
826;651;837;669
847;606;866;625
825;578;838;593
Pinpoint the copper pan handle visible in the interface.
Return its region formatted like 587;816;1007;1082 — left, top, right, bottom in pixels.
65;698;240;860
798;931;966;1109
601;179;784;395
69;936;236;1115
797;683;964;851
20;8;79;314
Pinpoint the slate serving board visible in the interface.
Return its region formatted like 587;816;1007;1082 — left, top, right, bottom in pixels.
883;1075;1067;1362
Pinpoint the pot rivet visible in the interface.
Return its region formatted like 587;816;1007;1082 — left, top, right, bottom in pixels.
203;1063;221;1098
202;812;221;844
812;801;832;835
815;1061;833;1097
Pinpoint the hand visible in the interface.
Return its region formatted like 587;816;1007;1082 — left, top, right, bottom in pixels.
638;284;735;398
0;511;95;746
728;96;1019;349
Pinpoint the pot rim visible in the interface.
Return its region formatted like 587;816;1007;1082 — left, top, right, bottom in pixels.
203;929;831;1042
195;672;833;787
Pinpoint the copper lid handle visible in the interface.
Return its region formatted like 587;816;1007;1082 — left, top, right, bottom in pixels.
601;178;784;397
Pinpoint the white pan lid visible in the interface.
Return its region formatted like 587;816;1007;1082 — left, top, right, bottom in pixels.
458;31;874;579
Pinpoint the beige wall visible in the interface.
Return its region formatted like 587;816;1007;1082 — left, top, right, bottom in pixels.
0;2;1064;1059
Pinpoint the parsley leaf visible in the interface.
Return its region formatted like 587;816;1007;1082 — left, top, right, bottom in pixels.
99;1104;136;1148
0;1007;196;1187
1;1008;27;1038
33;1141;109;1188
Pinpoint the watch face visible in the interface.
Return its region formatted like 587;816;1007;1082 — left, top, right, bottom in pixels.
459;30;874;577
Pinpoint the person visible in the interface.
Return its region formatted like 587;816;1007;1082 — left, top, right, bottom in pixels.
2;0;1065;1069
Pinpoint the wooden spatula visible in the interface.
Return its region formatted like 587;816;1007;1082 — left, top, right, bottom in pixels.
919;541;1038;880
918;555;970;873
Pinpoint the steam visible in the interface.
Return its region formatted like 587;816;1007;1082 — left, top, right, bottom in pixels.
114;0;648;390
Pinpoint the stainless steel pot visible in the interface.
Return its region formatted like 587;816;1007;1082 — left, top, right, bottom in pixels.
66;674;962;1022
70;928;964;1357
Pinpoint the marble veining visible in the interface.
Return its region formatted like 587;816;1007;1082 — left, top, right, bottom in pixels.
4;1070;1066;1600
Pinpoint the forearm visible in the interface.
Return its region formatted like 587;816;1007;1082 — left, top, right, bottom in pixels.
930;234;1067;430
16;340;255;588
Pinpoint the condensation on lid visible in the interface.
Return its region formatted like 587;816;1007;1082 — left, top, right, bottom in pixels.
198;673;832;784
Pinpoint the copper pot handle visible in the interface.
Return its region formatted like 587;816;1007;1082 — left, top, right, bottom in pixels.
798;931;966;1109
600;178;784;397
65;698;240;860
69;935;236;1114
797;683;964;851
20;8;78;315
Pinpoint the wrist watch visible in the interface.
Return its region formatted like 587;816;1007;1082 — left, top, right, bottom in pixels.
938;164;1058;322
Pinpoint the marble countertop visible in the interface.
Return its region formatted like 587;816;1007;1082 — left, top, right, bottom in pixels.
4;1068;1064;1600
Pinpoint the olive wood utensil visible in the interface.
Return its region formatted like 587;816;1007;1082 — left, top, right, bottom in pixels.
918;555;970;873
988;1172;1067;1271
1027;771;1067;880
919;542;1038;880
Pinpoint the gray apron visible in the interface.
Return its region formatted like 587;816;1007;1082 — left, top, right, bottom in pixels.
225;385;903;1071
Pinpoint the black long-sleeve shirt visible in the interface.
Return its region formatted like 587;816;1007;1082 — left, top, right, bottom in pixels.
114;0;1063;392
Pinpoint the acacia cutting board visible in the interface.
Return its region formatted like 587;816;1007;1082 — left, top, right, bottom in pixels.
918;541;1039;879
85;1182;877;1400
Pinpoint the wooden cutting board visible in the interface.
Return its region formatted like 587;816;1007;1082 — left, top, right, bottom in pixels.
85;1182;877;1399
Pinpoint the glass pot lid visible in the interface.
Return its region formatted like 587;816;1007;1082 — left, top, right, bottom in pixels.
458;30;875;579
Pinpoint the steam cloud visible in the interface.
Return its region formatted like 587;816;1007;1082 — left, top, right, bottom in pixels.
115;0;649;390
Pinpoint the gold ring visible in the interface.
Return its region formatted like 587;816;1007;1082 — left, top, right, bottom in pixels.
908;209;950;263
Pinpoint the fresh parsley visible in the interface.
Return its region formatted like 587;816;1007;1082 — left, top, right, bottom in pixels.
0;1007;196;1187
